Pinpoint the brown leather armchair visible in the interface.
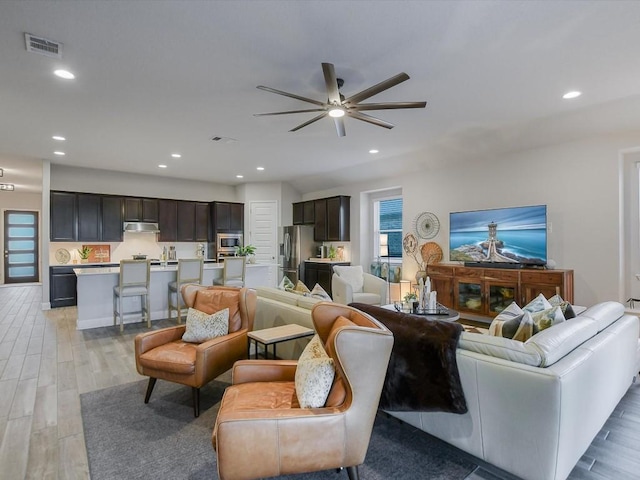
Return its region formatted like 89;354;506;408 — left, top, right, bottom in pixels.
135;285;256;417
213;302;394;480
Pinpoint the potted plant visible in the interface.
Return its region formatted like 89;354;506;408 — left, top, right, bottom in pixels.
235;244;257;263
77;245;92;263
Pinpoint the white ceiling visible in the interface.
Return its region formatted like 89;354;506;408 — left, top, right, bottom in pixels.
2;0;640;195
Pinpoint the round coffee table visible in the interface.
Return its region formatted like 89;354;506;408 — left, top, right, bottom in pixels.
382;303;460;322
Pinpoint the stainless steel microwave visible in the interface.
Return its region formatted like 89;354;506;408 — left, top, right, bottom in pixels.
217;233;243;253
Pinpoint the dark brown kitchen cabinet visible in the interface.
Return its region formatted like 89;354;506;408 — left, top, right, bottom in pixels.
313;199;327;241
326;196;350;241
293;201;315;225
304;261;350;297
158;199;178;242
124;197;158;222
213;202;244;232
101;196;123;241
50;266;77;307
77;194;101;242
195;202;210;241
177;201;196;242
50;192;77;241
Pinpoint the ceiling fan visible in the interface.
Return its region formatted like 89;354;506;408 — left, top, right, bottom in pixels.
254;62;426;137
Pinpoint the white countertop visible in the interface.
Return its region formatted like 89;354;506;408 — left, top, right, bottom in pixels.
73;263;273;276
306;258;350;264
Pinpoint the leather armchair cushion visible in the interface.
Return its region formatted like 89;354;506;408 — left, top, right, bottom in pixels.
193;289;242;332
138;340;196;374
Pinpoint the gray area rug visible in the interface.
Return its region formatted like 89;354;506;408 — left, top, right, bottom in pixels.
81;379;478;480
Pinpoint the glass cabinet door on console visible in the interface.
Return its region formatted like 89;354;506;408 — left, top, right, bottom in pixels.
454;279;483;314
487;282;517;315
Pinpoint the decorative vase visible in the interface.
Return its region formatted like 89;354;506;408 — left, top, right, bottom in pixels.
248;254;256;264
81;258;88;264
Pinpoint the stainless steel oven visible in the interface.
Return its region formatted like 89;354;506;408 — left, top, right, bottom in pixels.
217;233;243;254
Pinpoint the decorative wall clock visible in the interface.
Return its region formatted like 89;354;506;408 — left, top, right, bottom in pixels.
55;248;70;264
413;212;440;239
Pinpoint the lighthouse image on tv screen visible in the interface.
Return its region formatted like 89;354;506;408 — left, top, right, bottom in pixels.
449;205;547;266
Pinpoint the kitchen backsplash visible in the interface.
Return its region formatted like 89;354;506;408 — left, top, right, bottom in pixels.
50;234;208;265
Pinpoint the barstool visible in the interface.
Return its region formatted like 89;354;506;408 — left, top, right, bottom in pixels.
113;259;151;332
213;256;246;287
168;258;204;323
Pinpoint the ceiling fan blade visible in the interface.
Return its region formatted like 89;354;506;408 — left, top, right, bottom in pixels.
344;72;410;105
347;111;395;129
322;63;341;105
254;108;326;117
289;112;328;132
350;101;427;111
257;85;326;107
334;117;346;137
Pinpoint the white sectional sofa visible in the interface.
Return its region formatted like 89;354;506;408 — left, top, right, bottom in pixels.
253;286;320;359
387;301;639;480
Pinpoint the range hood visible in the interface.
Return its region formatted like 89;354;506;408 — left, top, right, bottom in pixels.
123;222;160;233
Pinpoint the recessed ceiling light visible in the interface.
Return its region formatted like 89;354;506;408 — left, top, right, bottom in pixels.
562;91;582;99
53;69;75;80
52;135;66;141
369;149;379;154
328;107;345;118
256;167;265;171
236;175;244;179
53;151;65;156
171;153;181;158
158;164;167;168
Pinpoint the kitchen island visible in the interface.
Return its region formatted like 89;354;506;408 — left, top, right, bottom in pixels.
74;262;274;330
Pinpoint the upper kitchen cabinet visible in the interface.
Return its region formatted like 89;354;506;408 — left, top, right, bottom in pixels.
326;196;350;241
195;202;210;242
77;193;101;242
177;201;196;242
101;196;123;242
293;201;315;225
158;199;178;242
50;191;77;241
212;202;244;232
312;195;350;242
124;197;159;222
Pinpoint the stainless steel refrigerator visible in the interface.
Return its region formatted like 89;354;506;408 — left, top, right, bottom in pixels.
281;225;319;285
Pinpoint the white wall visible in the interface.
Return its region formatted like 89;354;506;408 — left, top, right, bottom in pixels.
51;164;237;201
304;132;640;307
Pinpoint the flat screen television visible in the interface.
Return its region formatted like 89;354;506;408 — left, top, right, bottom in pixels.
449;205;547;266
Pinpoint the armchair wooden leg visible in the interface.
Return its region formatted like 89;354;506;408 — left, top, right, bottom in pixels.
144;378;157;403
192;387;200;417
346;465;359;480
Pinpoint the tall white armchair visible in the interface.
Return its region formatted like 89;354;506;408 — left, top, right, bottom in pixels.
332;265;388;306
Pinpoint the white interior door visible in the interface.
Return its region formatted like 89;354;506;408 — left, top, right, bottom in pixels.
249;201;278;286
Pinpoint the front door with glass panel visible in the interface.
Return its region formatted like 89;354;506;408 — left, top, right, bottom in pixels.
3;211;39;283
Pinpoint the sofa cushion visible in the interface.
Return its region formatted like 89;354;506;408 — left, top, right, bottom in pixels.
295;334;335;408
296;295;323;310
530;306;566;330
459;331;542;366
182;307;229;343
256;286;300;306
548;294;577;319
525;316;598;367
309;283;332;301
523;293;552;313
579;301;625;332
293;280;310;294
333;265;364;293
278;275;295;290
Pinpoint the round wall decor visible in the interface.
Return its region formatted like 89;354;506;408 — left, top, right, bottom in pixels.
420;241;443;265
402;233;418;255
55;248;71;264
413;212;440;239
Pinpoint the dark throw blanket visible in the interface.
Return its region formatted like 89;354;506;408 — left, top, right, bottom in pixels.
350;303;467;414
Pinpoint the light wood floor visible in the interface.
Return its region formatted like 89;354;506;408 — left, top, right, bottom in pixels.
1;284;639;480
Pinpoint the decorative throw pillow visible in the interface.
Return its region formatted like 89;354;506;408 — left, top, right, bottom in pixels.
309;283;332;301
490;308;538;342
547;294;576;319
523;293;552;313
182;307;229;343
295;334;335;408
333;265;364;293
530;306;566;330
293;280;310;294
278;275;295;291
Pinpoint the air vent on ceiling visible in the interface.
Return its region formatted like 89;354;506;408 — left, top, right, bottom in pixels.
211;136;237;144
25;33;63;59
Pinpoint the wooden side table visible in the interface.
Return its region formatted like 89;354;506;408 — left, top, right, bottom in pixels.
247;324;315;359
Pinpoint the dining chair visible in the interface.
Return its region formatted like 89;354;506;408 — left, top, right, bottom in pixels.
168;258;204;323
113;259;151;332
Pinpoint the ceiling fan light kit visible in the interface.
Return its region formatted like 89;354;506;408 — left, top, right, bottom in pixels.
255;62;426;136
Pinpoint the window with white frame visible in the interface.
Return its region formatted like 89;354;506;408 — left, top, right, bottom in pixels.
374;197;403;261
